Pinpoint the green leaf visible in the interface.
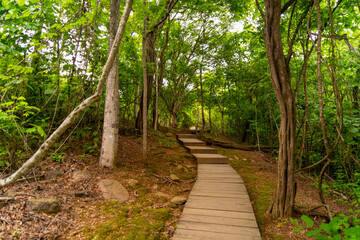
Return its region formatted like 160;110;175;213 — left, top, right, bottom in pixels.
293;226;304;232
306;229;322;237
18;0;25;6
301;215;314;228
2;0;10;9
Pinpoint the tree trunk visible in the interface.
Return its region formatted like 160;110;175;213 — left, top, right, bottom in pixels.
136;31;156;130
171;111;177;128
200;66;206;133
0;0;133;188
99;0;121;168
153;51;159;130
264;0;296;217
142;0;148;156
134;80;139;123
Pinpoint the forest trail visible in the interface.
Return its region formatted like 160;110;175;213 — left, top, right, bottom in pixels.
173;134;261;240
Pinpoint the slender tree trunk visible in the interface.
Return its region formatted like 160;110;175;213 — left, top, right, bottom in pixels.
153;52;159;130
0;0;133;188
209;103;212;133
136;31;156;130
142;0;148;156
99;0;121;167
264;0;296;217
200;67;205;133
134;80;139;124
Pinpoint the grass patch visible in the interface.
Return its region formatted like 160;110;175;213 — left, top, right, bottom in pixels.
84;203;172;240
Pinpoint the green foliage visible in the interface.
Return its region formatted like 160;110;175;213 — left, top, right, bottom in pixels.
296;211;360;240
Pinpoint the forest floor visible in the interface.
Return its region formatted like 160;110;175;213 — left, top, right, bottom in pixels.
0;130;353;239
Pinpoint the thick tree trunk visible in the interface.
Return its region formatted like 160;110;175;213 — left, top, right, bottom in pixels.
99;0;121;168
264;0;296;217
171;111;177;128
0;0;133;188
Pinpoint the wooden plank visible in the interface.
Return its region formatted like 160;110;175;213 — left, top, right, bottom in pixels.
195;178;244;183
179;213;259;228
191;192;249;199
185;201;254;213
186;146;217;154
181;208;257;220
179;138;206;146
192;182;248;190
177;134;197;139
176;221;261;237
193;154;229;164
173;229;262;240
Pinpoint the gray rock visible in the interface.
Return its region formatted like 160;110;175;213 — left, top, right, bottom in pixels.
155;192;171;198
49;170;64;178
170;174;180;181
171;195;187;204
98;179;129;201
72;170;91;181
27;198;61;213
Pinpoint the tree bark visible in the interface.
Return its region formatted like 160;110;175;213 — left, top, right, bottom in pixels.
142;0;148;156
99;0;121;168
263;0;296;217
0;0;133;188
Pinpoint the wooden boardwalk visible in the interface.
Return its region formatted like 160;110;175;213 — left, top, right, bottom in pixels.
173;134;261;240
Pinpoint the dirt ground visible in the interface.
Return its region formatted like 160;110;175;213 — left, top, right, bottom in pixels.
0;130;196;239
0;131;354;239
217;145;352;240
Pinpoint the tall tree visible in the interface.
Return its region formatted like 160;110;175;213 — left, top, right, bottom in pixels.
100;0;121;167
262;0;296;217
0;0;133;188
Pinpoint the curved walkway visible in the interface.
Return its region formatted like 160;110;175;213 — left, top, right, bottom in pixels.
173;134;261;240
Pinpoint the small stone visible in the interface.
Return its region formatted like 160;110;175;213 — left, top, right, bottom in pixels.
155;192;171;198
186;164;195;169
229;158;234;161
72;170;91;181
127;179;138;187
234;155;239;161
152;184;159;190
165;132;173;137
170;174;180;181
49;170;64;178
27;198;61;214
177;165;184;170
74;192;90;198
98;179;129;201
171;195;187;204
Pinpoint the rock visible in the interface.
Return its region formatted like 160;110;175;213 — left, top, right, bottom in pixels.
74;192;90;198
170;174;180;181
27;198;61;213
155;192;171;198
171;196;187;204
177;165;184;170
127;179;138;187
72;170;91;181
234;155;239;161
152;184;159;190
98;179;129;201
165;132;173;137
49;170;64;178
